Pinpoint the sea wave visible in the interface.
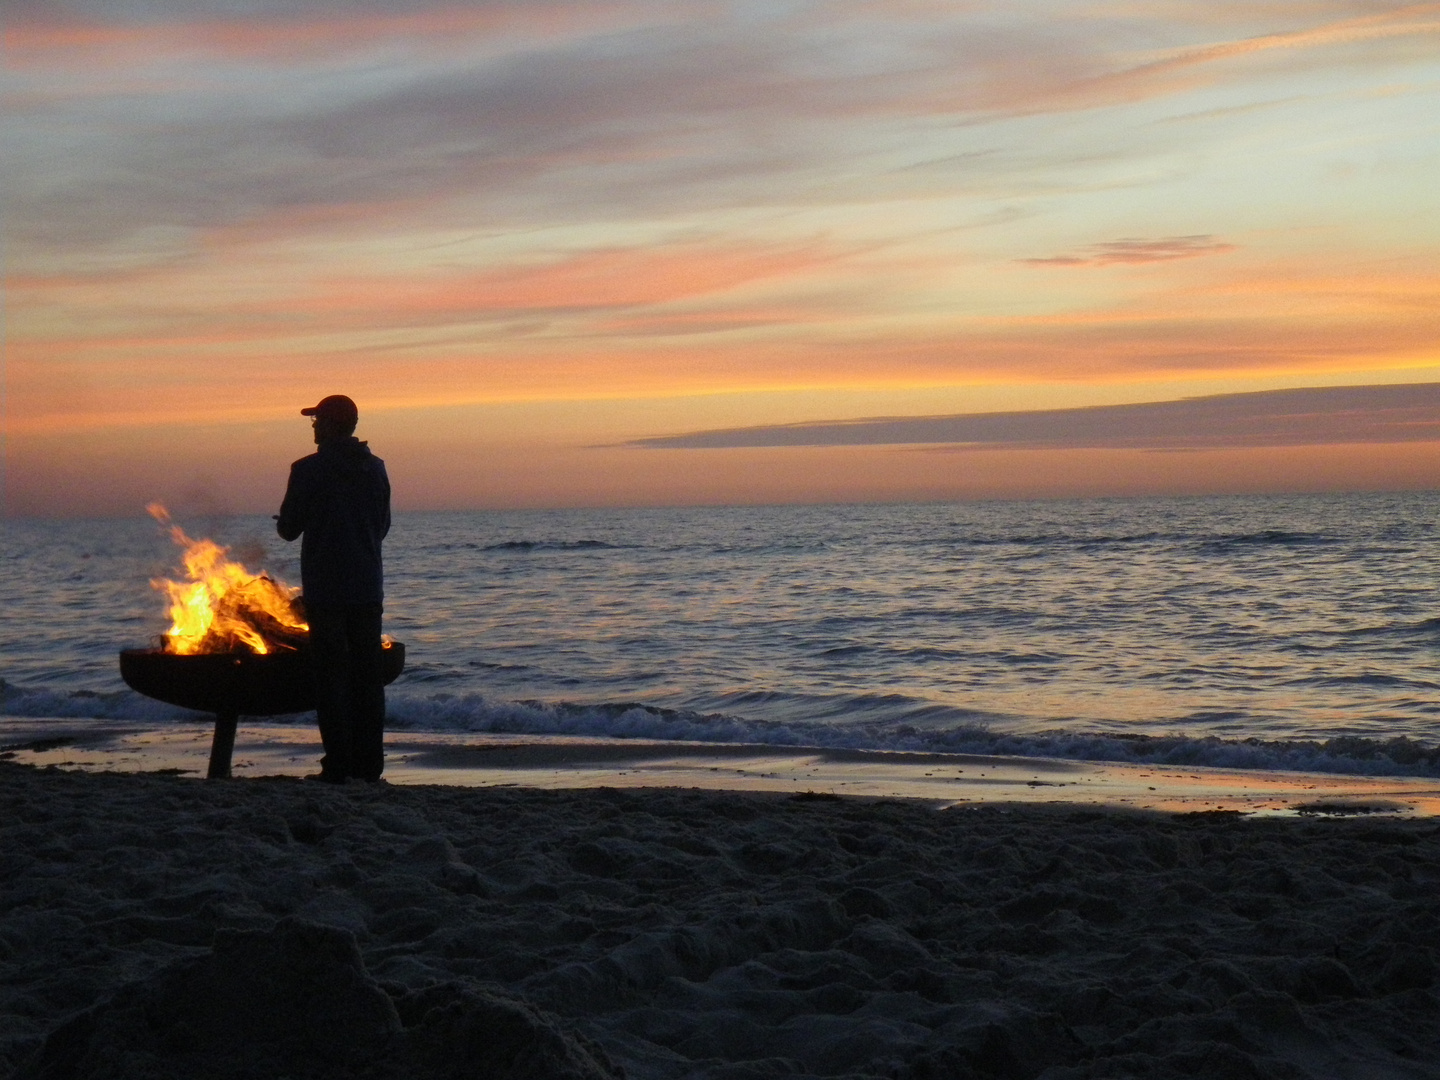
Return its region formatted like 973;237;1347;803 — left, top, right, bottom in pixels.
380;691;1440;779
480;540;622;552
918;529;1344;551
0;679;198;723
1196;529;1336;551
6;678;1440;779
939;531;1177;548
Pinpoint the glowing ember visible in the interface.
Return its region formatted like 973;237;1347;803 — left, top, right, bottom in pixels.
147;503;308;655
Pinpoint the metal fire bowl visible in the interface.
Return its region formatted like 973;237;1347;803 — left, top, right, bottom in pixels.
119;642;405;716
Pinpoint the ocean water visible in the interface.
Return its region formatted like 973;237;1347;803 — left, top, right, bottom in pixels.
4;492;1440;777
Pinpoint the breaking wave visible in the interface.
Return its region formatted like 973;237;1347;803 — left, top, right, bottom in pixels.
0;679;198;723
5;677;1440;779
382;691;1440;779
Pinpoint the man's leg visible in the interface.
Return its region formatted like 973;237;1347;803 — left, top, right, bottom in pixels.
306;603;353;781
345;603;386;782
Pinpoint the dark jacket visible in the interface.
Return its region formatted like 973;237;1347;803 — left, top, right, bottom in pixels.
276;437;390;607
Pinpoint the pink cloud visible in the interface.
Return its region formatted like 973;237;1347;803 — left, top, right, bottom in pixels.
2;4;644;64
298;243;841;320
1045;3;1440;111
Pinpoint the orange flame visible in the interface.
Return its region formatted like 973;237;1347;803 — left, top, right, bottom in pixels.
147;503;308;655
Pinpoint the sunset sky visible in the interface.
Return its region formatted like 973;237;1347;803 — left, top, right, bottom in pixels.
6;0;1440;517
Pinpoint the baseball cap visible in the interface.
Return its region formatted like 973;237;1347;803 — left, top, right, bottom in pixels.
300;395;358;425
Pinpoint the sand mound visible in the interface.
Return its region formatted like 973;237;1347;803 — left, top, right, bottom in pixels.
15;918;619;1080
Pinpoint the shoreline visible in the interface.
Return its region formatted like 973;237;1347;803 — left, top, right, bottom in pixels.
4;717;1440;817
3;758;1438;1079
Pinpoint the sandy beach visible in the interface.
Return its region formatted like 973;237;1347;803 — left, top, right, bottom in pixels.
3;756;1439;1079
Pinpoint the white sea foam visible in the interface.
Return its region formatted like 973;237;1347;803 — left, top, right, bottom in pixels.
4;679;1438;778
381;691;1440;779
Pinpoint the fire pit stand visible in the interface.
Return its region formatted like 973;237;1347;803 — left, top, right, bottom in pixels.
119;644;406;778
208;708;241;780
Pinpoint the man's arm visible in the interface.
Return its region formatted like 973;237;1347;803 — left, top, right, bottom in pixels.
275;463;306;541
377;465;392;541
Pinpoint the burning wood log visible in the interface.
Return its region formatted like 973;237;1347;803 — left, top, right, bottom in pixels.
161;592;310;654
147;504;309;656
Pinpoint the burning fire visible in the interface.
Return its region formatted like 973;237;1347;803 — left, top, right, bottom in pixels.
147;503;308;655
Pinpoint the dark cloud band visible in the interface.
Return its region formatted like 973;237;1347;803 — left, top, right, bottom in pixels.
628;383;1440;451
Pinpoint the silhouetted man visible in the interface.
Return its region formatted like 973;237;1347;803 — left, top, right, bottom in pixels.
276;395;391;783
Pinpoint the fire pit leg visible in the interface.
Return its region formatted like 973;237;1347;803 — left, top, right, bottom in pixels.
207;709;239;779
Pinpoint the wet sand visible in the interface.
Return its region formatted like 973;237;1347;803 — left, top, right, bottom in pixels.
3;740;1440;1078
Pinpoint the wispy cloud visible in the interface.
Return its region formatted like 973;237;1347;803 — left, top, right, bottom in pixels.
1053;2;1440;110
13;2;1428;254
1023;235;1237;266
629;384;1440;451
300;242;841;319
3;7;610;63
11;256;1439;438
3;1;634;55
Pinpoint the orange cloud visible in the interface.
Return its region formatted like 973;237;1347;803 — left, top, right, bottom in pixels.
1056;3;1440;108
591;305;838;337
11;226;856;349
8;240;846;350
9;250;1440;440
293;242;844;318
1129;3;1440;74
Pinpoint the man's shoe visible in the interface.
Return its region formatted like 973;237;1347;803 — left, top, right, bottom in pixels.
304;771;348;785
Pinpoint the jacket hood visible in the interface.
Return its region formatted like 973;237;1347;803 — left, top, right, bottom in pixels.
319;435;372;458
316;436;378;478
